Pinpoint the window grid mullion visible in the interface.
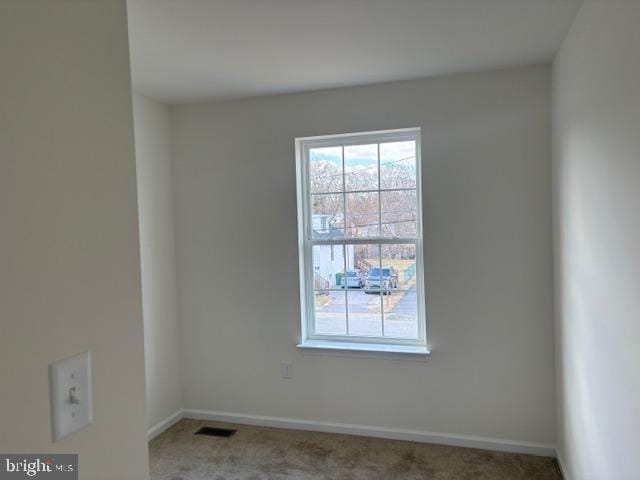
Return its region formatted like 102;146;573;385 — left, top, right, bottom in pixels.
341;146;349;335
341;145;346;238
309;237;420;246
377;143;385;337
378;243;385;337
343;243;350;336
313;186;416;196
377;142;382;235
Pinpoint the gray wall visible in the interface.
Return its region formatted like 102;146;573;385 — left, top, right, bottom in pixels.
552;2;640;478
171;65;556;445
133;94;183;434
0;1;149;478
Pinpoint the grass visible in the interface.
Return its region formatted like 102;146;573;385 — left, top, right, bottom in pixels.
314;292;332;307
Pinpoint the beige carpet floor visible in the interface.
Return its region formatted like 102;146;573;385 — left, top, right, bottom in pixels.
149;419;562;480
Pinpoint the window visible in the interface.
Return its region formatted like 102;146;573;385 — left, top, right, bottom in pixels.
295;128;428;354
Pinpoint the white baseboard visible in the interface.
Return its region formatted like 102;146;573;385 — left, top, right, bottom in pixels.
183;409;556;457
147;409;184;441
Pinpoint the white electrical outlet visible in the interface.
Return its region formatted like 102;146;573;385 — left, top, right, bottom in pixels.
49;351;93;442
281;361;293;379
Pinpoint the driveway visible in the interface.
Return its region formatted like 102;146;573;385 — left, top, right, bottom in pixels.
315;285;418;339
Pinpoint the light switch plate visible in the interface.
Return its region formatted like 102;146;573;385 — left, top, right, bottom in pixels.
49;351;93;442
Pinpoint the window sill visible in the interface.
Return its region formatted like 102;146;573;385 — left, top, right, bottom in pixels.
297;340;430;359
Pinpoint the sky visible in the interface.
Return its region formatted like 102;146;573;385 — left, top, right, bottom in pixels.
310;141;415;170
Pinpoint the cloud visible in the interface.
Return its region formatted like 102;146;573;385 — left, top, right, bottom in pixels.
310;140;416;171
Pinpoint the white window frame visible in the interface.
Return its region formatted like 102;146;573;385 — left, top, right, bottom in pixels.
295;128;428;354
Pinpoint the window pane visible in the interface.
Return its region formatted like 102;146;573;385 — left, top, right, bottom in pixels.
380;189;418;237
381;244;419;339
313;243;349;337
347;289;382;337
345;192;379;237
344;144;378;191
313;245;345;289
314;290;347;335
350;244;382;336
310;146;343;193
380;141;416;189
354;243;380;274
311;194;344;239
382;288;418;339
381;244;417;288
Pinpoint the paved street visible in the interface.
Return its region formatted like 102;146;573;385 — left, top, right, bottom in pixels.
315;285;418;339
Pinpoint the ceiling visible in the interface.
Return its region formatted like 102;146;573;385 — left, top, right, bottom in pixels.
127;0;582;105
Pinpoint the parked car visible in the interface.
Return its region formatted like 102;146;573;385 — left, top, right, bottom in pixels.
341;270;364;288
364;267;398;294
